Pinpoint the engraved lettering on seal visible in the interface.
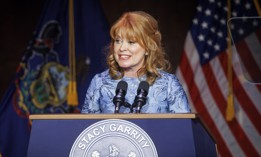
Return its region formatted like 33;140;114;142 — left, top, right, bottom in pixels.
69;119;158;157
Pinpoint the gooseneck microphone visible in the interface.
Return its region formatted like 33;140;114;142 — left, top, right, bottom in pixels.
113;81;128;113
133;81;150;113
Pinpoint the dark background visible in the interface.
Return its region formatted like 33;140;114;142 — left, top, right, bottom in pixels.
0;0;197;100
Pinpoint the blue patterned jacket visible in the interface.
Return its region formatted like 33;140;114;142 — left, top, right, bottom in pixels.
81;69;191;113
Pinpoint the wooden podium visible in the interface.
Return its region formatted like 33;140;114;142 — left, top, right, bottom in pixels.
27;113;217;157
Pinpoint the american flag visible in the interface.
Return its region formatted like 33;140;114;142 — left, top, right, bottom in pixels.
176;0;261;156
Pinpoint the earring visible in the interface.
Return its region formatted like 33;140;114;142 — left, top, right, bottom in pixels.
145;52;148;56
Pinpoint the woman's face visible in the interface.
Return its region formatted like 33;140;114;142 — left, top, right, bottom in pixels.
113;35;146;75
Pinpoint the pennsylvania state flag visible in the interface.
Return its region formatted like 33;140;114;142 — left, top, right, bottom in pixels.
0;0;110;156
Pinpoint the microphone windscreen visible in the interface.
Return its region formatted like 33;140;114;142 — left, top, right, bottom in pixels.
116;80;128;92
138;81;149;93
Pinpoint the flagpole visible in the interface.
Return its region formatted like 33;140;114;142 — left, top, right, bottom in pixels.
253;0;261;16
67;0;78;108
226;0;235;121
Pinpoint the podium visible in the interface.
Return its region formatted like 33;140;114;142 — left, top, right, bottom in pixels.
27;113;217;157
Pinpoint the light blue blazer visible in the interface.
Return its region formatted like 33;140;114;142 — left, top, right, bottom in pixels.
81;69;191;113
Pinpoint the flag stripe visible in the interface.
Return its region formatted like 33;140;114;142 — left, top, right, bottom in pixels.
211;51;261;154
176;1;261;157
197;58;257;156
178;56;233;156
232;70;261;132
211;40;260;156
218;52;261;134
243;31;261;93
178;35;261;156
203;55;260;156
231;47;261;114
178;34;234;156
234;97;261;155
220;50;261;129
177;33;261;156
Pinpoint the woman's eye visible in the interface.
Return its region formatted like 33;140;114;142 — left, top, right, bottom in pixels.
114;39;121;44
128;41;135;44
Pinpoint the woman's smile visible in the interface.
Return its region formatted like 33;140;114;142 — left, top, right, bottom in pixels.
118;54;131;60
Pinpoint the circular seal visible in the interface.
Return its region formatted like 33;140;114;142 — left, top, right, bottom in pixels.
69;119;158;157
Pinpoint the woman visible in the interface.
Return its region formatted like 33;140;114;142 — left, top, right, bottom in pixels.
81;11;190;113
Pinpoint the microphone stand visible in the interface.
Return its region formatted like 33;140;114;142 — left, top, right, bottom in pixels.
115;102;133;113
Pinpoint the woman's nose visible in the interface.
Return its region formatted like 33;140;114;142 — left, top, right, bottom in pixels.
119;41;127;51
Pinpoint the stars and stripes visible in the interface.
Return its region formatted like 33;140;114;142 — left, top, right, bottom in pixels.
176;0;261;156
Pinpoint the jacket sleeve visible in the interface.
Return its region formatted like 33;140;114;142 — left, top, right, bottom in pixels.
167;75;191;113
81;74;102;113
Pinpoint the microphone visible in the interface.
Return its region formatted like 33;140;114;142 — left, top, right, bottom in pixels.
113;80;128;113
133;81;150;113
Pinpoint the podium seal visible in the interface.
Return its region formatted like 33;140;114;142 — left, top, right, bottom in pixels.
69;119;158;157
